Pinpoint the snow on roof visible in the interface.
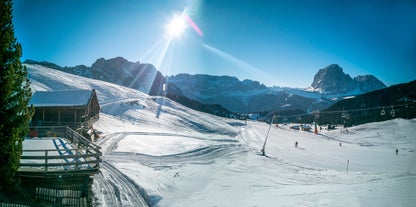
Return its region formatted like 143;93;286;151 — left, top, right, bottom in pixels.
30;89;93;107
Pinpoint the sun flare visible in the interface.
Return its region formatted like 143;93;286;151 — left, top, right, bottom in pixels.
166;15;187;37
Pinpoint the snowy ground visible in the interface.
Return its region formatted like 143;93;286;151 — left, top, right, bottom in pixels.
21;137;74;164
27;64;416;206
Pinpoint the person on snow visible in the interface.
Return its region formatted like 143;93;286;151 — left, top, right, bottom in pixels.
396;148;398;155
295;141;298;148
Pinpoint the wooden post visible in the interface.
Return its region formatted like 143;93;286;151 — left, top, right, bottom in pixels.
58;110;61;125
42;108;45;124
75;150;79;170
346;160;349;174
45;151;48;172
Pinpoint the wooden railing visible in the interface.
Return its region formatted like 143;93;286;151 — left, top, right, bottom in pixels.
29;113;99;132
30;121;82;130
19;126;101;174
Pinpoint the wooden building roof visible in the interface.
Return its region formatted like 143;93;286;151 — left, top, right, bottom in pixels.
30;89;96;107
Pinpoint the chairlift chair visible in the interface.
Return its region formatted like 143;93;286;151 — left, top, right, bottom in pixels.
390;107;396;117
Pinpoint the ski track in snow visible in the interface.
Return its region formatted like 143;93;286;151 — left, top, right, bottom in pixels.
92;161;149;207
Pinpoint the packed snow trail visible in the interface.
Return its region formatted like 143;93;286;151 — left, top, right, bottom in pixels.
92;161;150;207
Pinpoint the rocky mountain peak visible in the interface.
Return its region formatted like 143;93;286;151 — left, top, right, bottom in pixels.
311;64;353;93
354;75;387;92
310;64;386;95
90;57;168;95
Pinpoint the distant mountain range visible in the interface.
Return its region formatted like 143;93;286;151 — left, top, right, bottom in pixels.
169;64;387;113
25;58;387;115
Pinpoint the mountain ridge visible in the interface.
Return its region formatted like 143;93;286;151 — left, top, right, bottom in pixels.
169;64;386;113
24;58;387;114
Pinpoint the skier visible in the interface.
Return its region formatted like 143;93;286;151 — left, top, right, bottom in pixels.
396;148;398;156
339;142;342;147
295;141;298;148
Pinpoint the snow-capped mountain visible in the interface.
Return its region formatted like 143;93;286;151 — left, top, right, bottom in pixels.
25;58;386;114
167;74;269;100
308;64;386;94
170;64;387;113
25;57;180;96
168;74;327;113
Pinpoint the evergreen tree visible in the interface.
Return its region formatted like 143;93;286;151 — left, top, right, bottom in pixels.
0;0;33;189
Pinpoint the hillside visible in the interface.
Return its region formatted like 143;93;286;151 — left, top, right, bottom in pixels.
318;80;416;126
26;64;416;206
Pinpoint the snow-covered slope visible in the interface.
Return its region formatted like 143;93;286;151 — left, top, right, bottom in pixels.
28;64;236;137
27;64;416;207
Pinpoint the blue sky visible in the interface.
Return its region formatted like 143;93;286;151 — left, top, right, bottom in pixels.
12;0;416;87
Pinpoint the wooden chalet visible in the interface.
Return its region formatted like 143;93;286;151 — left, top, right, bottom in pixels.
29;89;100;139
0;90;102;206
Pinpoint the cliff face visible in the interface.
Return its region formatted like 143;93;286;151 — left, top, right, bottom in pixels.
311;64;386;94
354;75;387;92
90;57;167;95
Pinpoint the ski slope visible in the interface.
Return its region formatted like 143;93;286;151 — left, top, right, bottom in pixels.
27;64;416;206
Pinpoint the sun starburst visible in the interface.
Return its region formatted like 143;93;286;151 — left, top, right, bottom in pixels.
166;15;187;37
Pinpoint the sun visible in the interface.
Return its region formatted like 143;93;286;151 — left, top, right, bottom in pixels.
166;15;187;37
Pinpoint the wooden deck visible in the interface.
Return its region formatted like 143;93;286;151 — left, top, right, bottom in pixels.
2;126;103;206
18;126;101;177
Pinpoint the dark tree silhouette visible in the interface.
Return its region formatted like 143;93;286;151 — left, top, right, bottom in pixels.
0;0;33;189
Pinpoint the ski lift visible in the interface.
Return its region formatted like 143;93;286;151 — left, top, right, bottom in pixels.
390;107;396;117
341;111;349;119
314;111;320;120
380;108;386;116
345;114;350;120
